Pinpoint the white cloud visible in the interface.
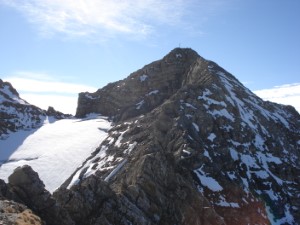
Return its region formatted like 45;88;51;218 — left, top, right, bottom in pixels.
1;0;186;39
254;83;300;113
3;72;97;115
5;72;97;94
21;93;78;115
1;0;229;40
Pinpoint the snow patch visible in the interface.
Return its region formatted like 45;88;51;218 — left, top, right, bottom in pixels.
209;108;235;121
85;93;99;100
198;89;227;107
266;204;295;225
139;75;148;82
207;133;216;142
146;90;159;96
272;112;290;129
203;150;212;161
255;134;265;150
124;142;137;154
192;122;199;132
256;152;283;185
241;154;260;169
136;100;145;110
254;170;269;179
241;177;249;190
185;114;193;119
194;166;223;192
115;129;128;147
216;195;240;208
229;148;239;161
0;116;111;193
184;103;197;109
67;146;108;188
227;172;237;180
218;72;257;129
265;189;280;201
245;99;290;129
183;149;191;155
104;159;127;182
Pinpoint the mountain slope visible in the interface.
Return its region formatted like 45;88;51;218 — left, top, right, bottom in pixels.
0;114;111;193
0;79;47;139
0;48;299;225
0;79;71;140
63;48;299;224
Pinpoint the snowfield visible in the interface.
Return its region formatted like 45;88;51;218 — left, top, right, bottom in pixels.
0;114;111;193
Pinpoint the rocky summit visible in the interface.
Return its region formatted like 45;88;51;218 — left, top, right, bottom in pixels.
1;48;299;225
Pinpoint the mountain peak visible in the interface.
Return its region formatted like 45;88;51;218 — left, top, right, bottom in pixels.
73;48;299;224
76;48;212;120
0;79;21;100
1;49;299;224
164;47;200;60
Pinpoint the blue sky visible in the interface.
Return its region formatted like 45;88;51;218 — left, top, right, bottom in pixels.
0;0;299;114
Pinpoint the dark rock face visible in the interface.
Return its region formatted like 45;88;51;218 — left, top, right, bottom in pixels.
0;79;47;139
72;48;300;224
46;106;72;119
76;48;201;120
55;153;225;225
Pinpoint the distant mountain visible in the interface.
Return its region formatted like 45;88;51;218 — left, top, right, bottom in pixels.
0;79;71;139
1;48;299;225
0;79;47;139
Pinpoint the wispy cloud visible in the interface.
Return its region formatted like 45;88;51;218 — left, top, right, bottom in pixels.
4;72;97;114
1;0;229;41
1;0;185;40
254;83;300;113
5;72;97;94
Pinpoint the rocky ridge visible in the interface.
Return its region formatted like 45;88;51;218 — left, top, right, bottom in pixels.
0;79;71;139
0;79;46;139
73;48;300;224
1;48;299;225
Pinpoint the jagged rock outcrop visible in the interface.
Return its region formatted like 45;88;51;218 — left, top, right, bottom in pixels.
72;48;299;224
46;106;72;120
0;165;74;225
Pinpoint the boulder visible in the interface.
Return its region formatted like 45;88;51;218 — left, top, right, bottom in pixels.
8;165;74;225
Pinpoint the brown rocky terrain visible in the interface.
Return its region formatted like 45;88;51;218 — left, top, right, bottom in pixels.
0;199;42;225
0;48;299;224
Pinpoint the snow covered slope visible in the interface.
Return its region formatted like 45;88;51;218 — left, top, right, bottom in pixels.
0;114;111;193
0;79;47;139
